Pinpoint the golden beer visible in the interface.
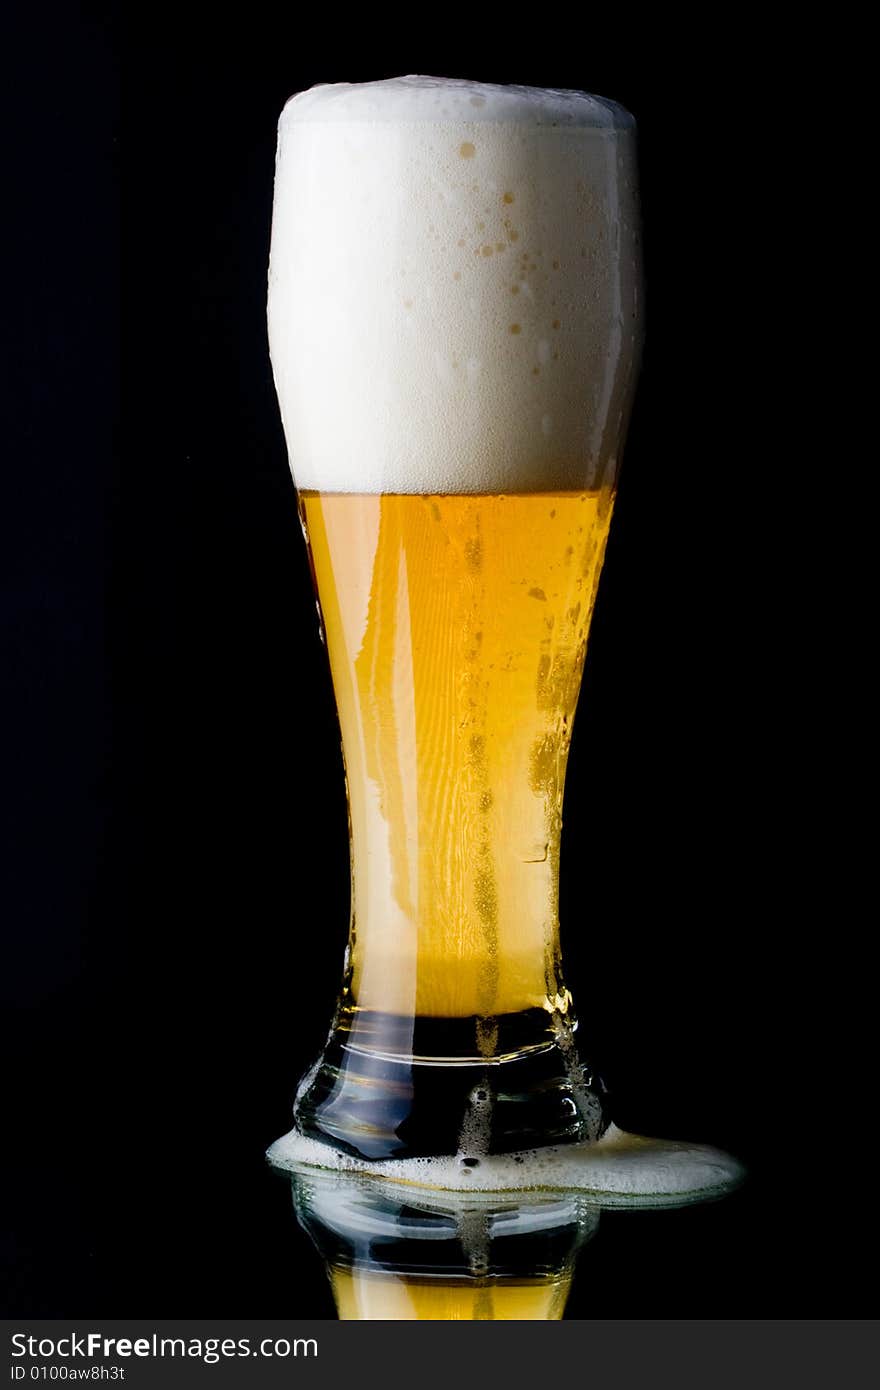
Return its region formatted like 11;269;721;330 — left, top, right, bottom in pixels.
330;1269;572;1320
301;489;614;1020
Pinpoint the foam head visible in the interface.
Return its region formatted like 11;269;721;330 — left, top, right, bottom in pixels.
267;77;642;494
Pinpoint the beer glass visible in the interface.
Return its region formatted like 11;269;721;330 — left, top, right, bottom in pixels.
267;77;642;1168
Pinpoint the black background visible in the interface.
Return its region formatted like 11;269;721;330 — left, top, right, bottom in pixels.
3;3;841;1317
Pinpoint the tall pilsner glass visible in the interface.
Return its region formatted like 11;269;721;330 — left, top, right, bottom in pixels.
267;78;642;1165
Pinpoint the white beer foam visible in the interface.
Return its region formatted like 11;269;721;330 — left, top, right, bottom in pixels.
266;1124;745;1207
268;77;641;495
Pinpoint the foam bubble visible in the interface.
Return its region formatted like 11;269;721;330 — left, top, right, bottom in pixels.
266;1124;745;1208
267;77;642;495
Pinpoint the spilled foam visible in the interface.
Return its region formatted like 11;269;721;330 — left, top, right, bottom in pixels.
266;1124;745;1208
267;76;642;495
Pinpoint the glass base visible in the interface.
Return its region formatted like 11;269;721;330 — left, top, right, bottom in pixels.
290;1006;609;1162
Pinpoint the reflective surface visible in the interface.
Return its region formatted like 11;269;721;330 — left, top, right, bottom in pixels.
288;1164;753;1319
292;1169;597;1319
4;1143;850;1318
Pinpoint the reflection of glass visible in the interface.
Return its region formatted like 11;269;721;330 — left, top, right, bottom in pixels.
267;76;643;1168
291;1168;598;1320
